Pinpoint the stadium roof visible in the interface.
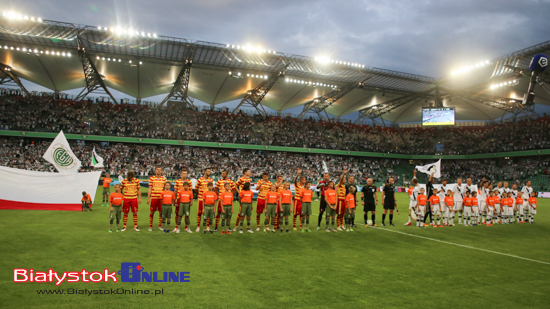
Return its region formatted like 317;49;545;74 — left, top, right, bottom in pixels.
0;14;549;123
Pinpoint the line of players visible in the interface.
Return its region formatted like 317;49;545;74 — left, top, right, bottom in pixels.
102;166;398;233
404;171;538;228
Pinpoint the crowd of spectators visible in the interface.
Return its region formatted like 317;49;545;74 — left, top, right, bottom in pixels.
0;95;89;133
2;137;549;189
2;92;550;156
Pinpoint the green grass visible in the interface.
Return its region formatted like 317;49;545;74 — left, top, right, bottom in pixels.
1;188;549;308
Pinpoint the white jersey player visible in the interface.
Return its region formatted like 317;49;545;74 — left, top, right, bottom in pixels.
405;177;421;226
516;191;525;223
521;181;533;221
511;184;519;222
527;192;537;223
478;180;490;224
453;178;465;224
438;179;450;225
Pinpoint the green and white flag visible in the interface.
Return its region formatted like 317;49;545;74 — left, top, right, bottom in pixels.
42;130;81;173
91;147;104;168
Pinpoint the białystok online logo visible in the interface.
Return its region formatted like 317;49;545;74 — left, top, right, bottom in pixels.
13;263;190;286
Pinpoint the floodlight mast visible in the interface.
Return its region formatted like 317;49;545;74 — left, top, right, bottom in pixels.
355;88;436;125
298;77;372;121
157;49;196;108
232;64;290;116
0;62;30;96
74;36;118;103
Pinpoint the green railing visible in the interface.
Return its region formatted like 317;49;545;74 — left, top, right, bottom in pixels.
2;130;550;159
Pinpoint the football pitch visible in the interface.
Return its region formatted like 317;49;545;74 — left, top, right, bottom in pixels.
1;188;549;308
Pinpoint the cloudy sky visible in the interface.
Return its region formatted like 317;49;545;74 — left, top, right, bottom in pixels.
3;0;550;116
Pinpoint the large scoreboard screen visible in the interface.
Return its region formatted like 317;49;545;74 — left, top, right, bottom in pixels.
422;107;455;126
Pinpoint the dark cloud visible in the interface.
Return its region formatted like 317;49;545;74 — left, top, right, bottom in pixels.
4;0;550;118
5;0;549;77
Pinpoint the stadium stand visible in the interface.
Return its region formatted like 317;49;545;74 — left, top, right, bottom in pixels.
3;93;549;156
2;136;549;189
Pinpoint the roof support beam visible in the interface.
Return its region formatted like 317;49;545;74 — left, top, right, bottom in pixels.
232;64;289;116
0;62;30;96
157;50;195;108
355;87;436;124
298;77;371;120
74;36;118;103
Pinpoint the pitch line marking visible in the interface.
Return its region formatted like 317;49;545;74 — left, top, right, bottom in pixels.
376;228;550;266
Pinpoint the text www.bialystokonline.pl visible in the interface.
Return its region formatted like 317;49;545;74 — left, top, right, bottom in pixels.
36;288;164;296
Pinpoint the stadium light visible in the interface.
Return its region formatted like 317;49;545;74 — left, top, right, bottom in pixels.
452;60;491;75
227;43;277;55
3;11;42;23
6;45;74;57
110;26;157;39
490;79;519;89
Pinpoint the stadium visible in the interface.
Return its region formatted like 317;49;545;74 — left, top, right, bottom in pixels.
1;2;550;308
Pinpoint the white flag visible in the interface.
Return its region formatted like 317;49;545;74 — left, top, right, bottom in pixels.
415;159;441;179
42;130;81;173
91;147;104;168
322;161;329;174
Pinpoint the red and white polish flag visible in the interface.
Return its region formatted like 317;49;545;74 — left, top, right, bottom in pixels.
0;166;101;211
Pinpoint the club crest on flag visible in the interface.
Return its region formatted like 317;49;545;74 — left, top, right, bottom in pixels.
53;145;75;167
43;130;82;173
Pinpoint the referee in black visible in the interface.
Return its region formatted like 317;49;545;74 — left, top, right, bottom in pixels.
361;178;378;227
382;177;396;226
345;174;358;227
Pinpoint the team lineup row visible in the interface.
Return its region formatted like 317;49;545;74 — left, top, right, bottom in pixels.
404;171;538;228
83;167;538;234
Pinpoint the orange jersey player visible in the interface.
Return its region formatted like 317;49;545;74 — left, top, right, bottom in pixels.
273;174;285;232
238;182;254;233
443;190;454;226
121;171;141;231
215;170;236;232
233;168;252;232
173;168;192;233
195;167;214;232
527;192;537;223
264;184;280;233
345;186;357;232
415;188;427;228
324;181;338;232
485;190;496;226
300;181;314;232
102;173;113;206
516;192;525;223
201;182;218;234
160;182;176;233
293;167;308;230
255;172;272;231
462;191;473;226
219;182;235;234
235;168;252;192
335;169;347;230
81;191;92;211
279;181;293;233
177;181;194;233
108;184;124;232
428;190;442;227
148;166;167;231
